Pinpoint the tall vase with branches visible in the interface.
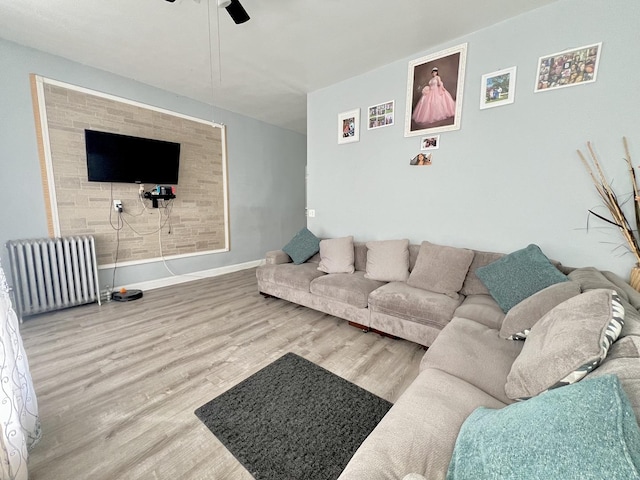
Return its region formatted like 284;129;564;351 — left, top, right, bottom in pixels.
578;137;640;289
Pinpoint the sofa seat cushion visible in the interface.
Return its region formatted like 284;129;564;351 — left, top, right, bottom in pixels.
256;263;326;292
453;294;505;330
337;368;506;480
421;317;523;404
368;282;462;330
310;272;385;308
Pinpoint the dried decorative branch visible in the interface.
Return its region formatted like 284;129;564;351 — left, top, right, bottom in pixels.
578;138;640;266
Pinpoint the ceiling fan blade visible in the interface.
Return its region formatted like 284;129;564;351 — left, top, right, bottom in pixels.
225;0;250;24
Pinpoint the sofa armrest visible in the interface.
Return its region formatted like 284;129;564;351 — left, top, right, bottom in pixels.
265;250;292;265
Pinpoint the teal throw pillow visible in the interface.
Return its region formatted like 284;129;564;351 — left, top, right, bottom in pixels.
282;228;320;265
475;244;568;312
446;374;640;480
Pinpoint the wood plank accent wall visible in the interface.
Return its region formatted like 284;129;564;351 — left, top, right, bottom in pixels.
32;76;228;266
30;74;55;237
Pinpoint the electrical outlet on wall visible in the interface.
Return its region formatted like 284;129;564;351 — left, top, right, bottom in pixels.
307;209;315;217
113;200;123;212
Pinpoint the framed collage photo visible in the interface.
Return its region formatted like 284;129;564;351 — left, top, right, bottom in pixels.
535;42;602;92
368;100;394;130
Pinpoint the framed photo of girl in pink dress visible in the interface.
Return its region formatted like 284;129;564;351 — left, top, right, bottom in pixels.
404;43;467;137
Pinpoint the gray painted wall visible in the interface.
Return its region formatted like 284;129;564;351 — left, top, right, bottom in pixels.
307;0;640;278
0;38;306;289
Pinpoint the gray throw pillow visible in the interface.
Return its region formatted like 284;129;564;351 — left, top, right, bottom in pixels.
407;241;474;298
364;239;410;282
318;236;355;274
505;289;625;400
500;281;582;340
282;227;320;265
475;244;568;313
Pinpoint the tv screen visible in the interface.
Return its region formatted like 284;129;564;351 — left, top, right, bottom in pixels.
85;130;181;184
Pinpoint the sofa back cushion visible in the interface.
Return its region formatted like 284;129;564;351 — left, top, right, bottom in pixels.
569;267;630;302
354;242;368;272
409;244;420;271
602;270;640;310
460;250;505;296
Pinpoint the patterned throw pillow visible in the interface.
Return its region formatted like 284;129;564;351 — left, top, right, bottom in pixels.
282;228;320;265
505;289;625;400
475;244;568;313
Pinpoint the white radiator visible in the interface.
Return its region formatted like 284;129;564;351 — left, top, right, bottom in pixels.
6;236;101;321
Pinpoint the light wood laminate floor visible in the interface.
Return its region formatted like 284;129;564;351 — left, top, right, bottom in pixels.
20;267;425;480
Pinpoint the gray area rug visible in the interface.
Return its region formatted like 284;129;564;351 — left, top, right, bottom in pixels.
194;352;392;480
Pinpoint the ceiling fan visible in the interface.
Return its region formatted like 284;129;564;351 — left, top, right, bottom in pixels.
164;0;250;25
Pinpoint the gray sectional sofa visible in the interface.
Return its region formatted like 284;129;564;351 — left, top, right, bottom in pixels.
256;238;640;479
257;241;482;347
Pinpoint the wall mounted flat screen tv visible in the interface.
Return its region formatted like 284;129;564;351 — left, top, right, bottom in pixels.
85;129;181;184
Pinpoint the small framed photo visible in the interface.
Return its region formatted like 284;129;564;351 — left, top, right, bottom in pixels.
420;135;440;150
480;66;517;109
338;109;360;144
535;42;602;93
368;100;394;130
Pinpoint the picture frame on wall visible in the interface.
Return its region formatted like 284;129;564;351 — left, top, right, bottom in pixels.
338;109;360;144
368;100;394;130
480;66;517;109
405;43;467;137
534;42;602;93
420;135;440;150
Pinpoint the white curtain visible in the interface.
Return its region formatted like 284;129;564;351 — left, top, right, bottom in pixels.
0;259;40;480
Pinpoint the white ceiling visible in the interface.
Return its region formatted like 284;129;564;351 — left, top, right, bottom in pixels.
0;0;559;134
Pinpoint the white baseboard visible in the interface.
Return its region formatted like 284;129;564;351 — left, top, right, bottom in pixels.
119;259;265;292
